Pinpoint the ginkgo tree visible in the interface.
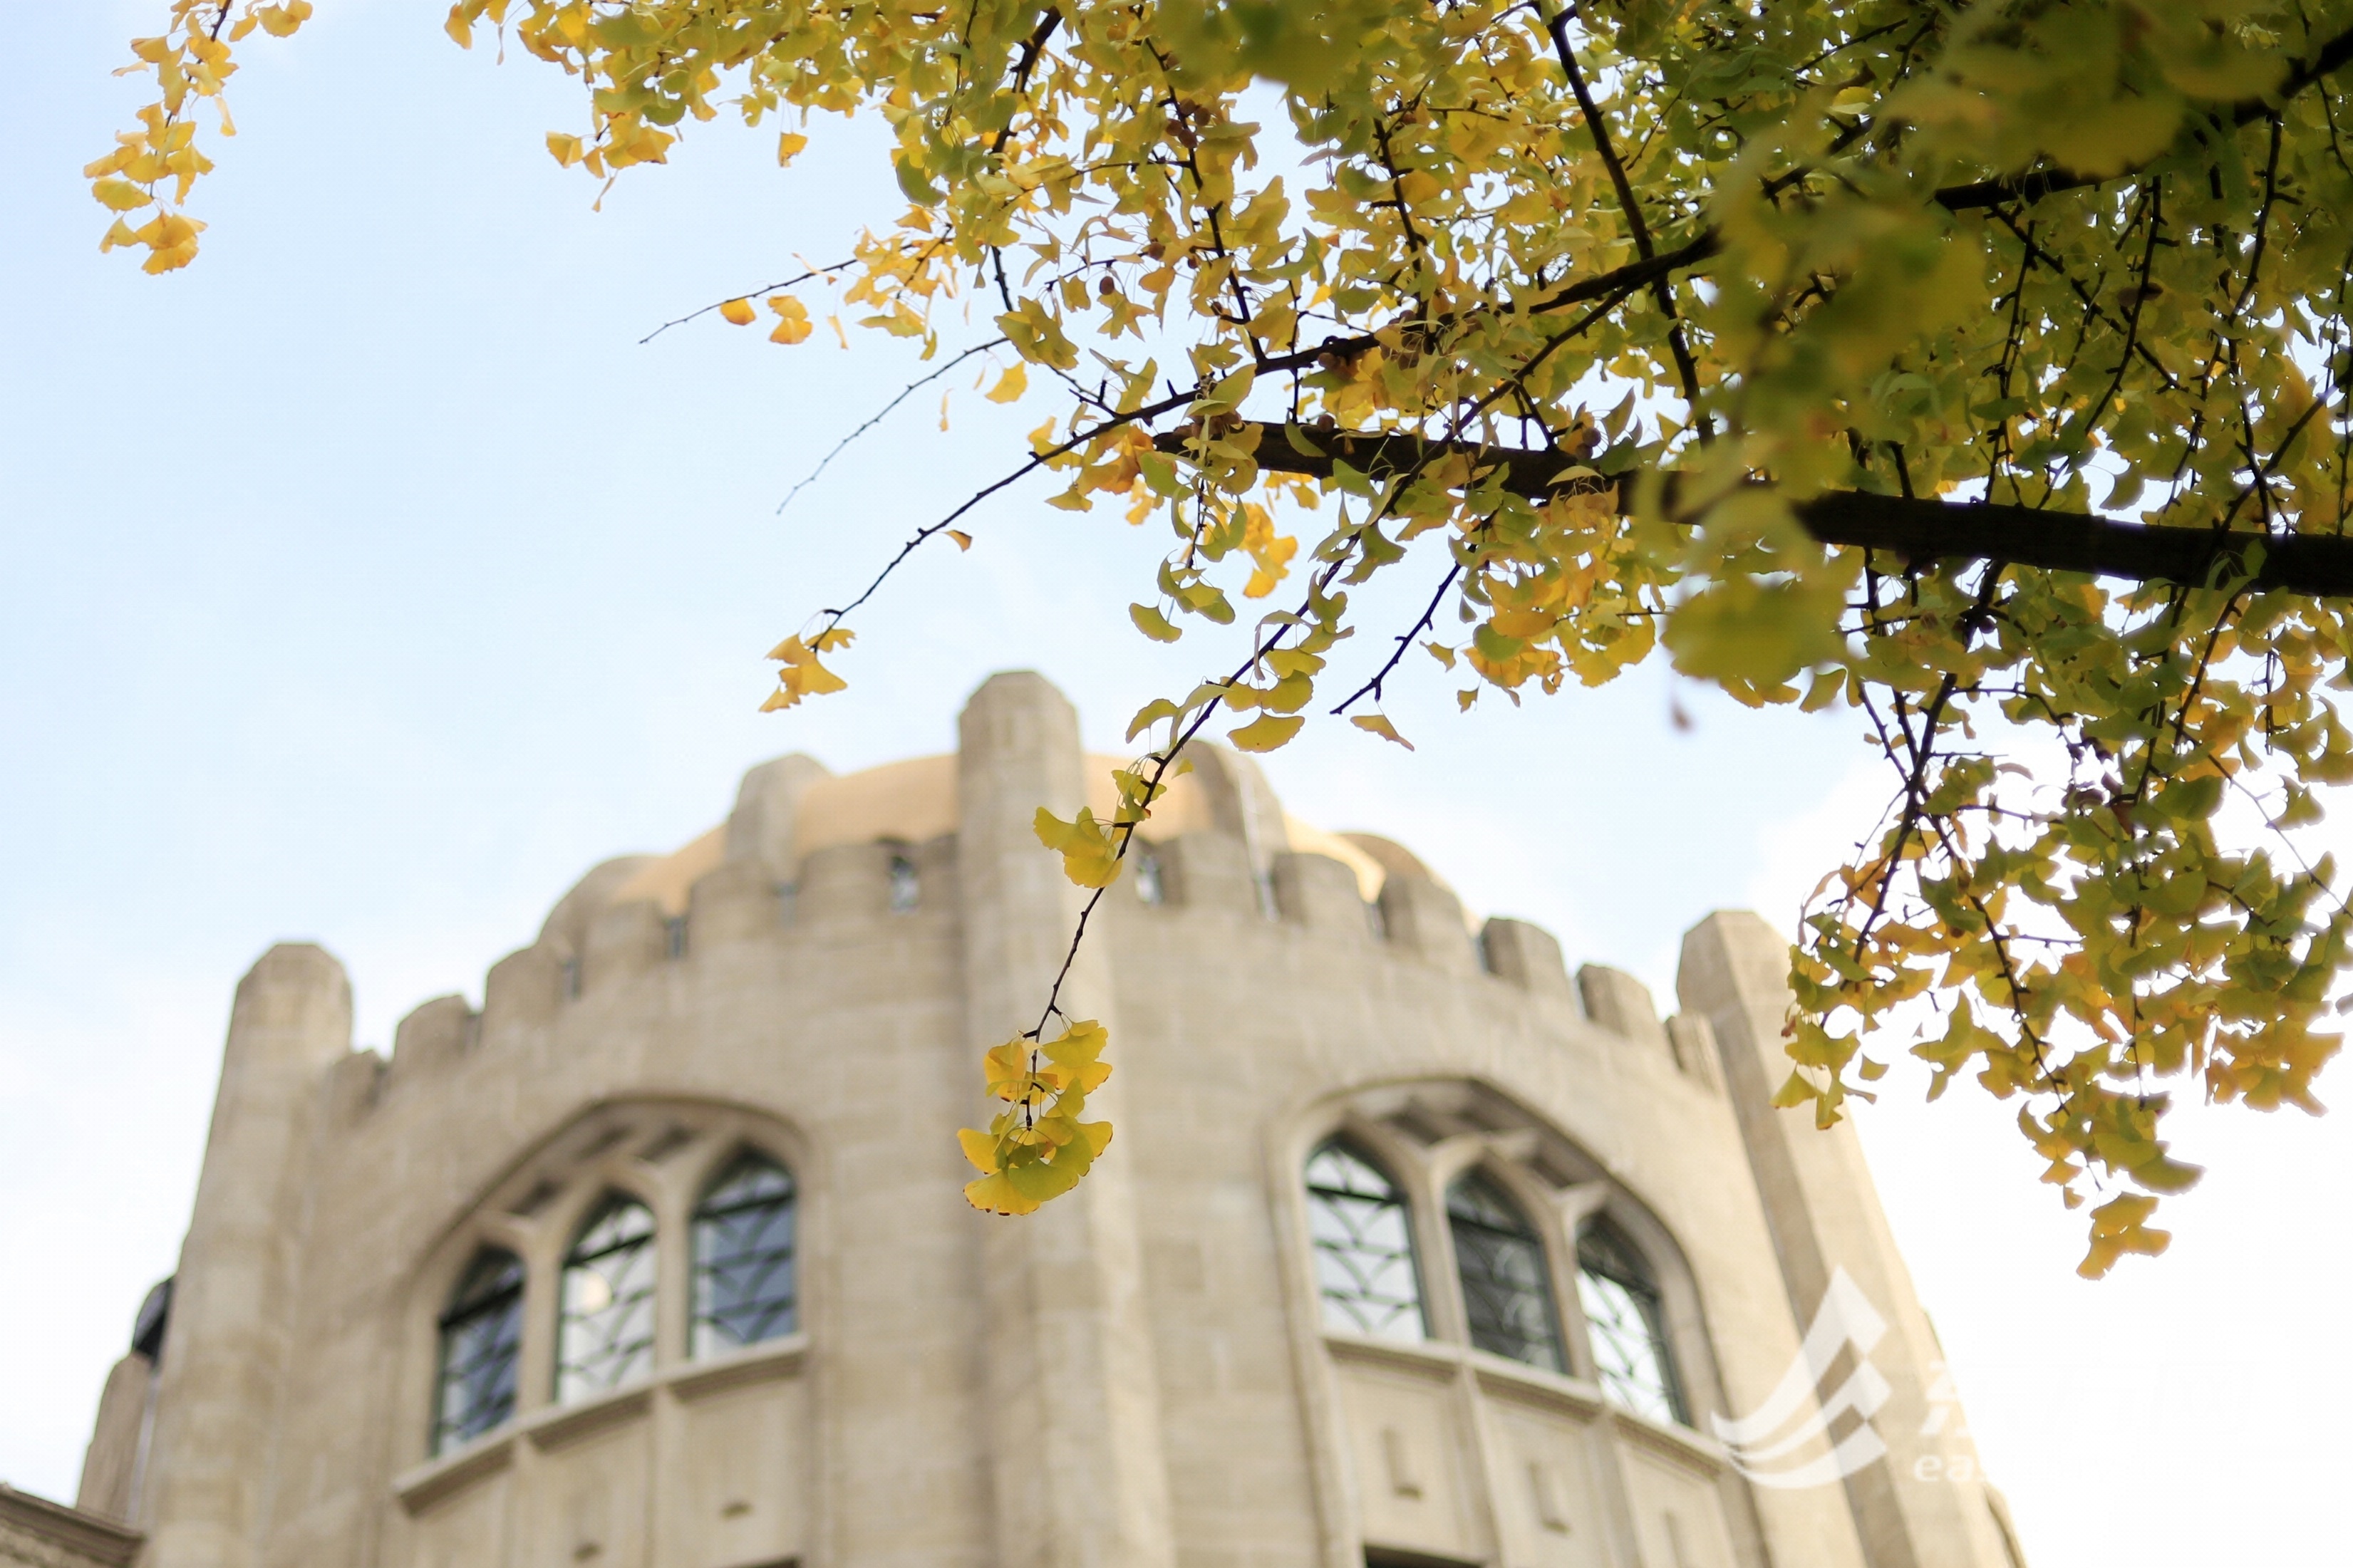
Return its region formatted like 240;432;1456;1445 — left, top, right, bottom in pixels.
98;0;2353;1272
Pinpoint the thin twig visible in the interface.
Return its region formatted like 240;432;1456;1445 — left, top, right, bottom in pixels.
638;258;854;345
777;338;1009;514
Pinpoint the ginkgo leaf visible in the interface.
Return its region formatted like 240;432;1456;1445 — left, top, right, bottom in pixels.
1033;807;1122;888
1129;603;1181;642
1227;713;1305;752
768;294;814;345
90;179;149;212
958;1127;1001;1174
1350;713;1413;749
986;363;1028;403
963;1172;1041;1216
105;0;2353;1263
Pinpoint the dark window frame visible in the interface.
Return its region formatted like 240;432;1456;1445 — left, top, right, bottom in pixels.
1575;1217;1687;1426
691;1149;800;1358
432;1249;525;1454
554;1193;658;1403
1304;1137;1429;1342
1444;1170;1566;1373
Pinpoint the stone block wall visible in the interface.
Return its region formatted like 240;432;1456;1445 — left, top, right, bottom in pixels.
89;672;2023;1568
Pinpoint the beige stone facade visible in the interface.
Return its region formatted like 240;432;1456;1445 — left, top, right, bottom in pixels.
0;1486;140;1568
72;670;2031;1568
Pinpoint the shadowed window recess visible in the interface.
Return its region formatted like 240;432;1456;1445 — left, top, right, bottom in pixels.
1577;1220;1685;1426
557;1195;658;1403
433;1250;524;1454
693;1151;798;1358
1447;1173;1565;1372
1305;1139;1426;1341
888;853;920;913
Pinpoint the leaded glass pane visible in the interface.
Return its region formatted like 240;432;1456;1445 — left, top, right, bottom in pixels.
1447;1173;1564;1371
693;1151;797;1357
1576;1222;1685;1425
1305;1140;1425;1341
433;1250;523;1454
557;1195;657;1403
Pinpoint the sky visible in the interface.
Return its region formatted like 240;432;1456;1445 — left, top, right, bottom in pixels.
1;6;2347;1564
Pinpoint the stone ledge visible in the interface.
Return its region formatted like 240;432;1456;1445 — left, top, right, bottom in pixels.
392;1333;813;1514
1469;1355;1608;1422
391;1433;515;1516
1608;1403;1729;1477
0;1484;142;1568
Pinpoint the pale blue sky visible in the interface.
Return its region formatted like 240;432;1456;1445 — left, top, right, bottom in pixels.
1;6;2347;1564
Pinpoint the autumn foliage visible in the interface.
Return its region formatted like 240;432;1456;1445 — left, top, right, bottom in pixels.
101;0;2353;1272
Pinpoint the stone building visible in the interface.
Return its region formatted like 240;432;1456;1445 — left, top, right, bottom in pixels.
57;670;2029;1568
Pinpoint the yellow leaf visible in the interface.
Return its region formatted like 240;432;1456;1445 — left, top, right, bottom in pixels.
768;294;812;345
986;362;1029;403
777;131;809;165
257;2;310;39
719;296;756;326
963;1172;1041;1215
947;529;973;551
1228;712;1304;752
1033;807;1122;888
761;632;849;711
1129;603;1181;642
1350;713;1413;749
956;1127;1000;1174
546;133;584;167
90;180;149;212
1003;1153;1085;1203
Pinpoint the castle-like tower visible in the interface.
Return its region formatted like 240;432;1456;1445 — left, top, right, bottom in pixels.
51;671;2029;1568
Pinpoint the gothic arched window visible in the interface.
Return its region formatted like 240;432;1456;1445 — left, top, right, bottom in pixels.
1576;1220;1685;1425
557;1195;658;1403
1305;1139;1426;1341
693;1151;798;1357
1447;1173;1565;1372
432;1249;524;1454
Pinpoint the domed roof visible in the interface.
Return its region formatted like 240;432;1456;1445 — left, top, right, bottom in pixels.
573;747;1429;923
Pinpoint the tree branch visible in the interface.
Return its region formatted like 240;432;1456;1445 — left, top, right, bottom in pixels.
1933;22;2353;211
1175;422;2353;596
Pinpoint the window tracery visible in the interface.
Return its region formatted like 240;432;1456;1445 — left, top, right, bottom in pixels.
693;1150;798;1357
1299;1089;1703;1434
1576;1219;1685;1426
1445;1173;1564;1373
433;1249;524;1454
557;1193;658;1402
1305;1139;1427;1341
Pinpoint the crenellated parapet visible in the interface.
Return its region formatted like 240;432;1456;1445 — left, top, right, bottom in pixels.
108;672;2020;1568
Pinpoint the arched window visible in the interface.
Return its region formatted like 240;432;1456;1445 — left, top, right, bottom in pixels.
557;1195;657;1403
433;1250;524;1454
692;1151;798;1357
1576;1220;1685;1425
1446;1173;1564;1372
1133;847;1165;905
1305;1139;1425;1341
